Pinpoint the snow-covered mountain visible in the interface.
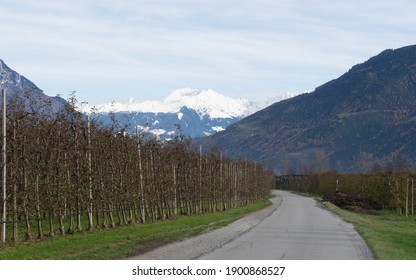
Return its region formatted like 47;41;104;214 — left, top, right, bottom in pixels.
0;57;298;139
81;88;252;118
80;88;297;139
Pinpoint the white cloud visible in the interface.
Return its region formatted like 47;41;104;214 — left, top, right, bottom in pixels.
0;0;415;103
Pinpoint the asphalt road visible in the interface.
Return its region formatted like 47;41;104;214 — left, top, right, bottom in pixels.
130;190;373;260
200;190;372;260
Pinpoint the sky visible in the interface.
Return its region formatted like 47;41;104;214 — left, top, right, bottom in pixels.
1;0;416;105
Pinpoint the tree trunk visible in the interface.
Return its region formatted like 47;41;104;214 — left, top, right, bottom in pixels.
108;203;115;228
199;145;202;214
95;209;101;228
136;127;146;223
49;209;55;238
35;175;43;239
76;198;82;231
412;178;414;218
11;123;18;242
173;164;177;216
406;178;409;217
58;209;65;236
67;207;74;234
12;183;18;242
1;88;6;244
87;114;93;231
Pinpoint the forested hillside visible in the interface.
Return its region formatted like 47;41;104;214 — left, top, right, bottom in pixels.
194;45;416;173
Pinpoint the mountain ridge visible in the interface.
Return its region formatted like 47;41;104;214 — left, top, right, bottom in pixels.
194;44;416;173
0;59;65;112
80;88;296;139
1;59;296;140
80;87;253;119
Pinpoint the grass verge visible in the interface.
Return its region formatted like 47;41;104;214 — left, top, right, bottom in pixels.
0;199;272;260
322;201;416;259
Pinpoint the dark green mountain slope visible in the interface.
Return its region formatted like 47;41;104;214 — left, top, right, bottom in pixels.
194;45;416;173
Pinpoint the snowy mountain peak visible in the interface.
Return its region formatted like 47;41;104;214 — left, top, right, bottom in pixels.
81;88;253;119
165;88;251;119
78;88;300;140
164;87;200;103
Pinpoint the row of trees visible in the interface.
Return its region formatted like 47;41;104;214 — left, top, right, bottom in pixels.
0;93;274;243
277;171;415;217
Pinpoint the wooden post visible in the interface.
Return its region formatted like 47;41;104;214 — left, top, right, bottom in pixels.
234;163;238;208
406;178;409;217
199;145;202;213
220;152;224;210
172;164;177;216
87;113;93;230
1;89;6;243
412;178;414;218
396;180;401;215
136;126;145;223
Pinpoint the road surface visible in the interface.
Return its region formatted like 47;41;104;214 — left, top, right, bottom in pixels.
200;190;372;259
130;190;373;260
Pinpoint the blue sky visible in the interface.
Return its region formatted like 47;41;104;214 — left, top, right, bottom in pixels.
1;0;415;104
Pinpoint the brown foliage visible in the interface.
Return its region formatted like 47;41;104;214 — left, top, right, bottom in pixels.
0;94;274;243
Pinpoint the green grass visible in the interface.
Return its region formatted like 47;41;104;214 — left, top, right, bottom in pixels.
0;200;272;260
322;201;416;260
